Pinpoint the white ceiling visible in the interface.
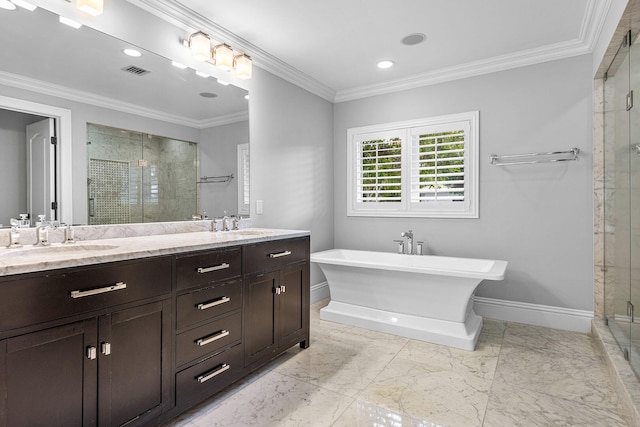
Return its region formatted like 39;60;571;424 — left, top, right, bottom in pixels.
158;0;605;102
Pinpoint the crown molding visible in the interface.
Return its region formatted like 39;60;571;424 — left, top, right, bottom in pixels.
126;0;337;102
334;39;592;102
0;70;234;129
131;0;608;104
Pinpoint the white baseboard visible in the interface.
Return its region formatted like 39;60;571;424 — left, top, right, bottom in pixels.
474;296;593;333
312;284;594;333
310;281;330;304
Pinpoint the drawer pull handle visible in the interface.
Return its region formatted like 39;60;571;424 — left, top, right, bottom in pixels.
197;263;230;274
197;363;230;383
71;282;127;299
196;330;230;346
197;296;231;310
269;250;291;259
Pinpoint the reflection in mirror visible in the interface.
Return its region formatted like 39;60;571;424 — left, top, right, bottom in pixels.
87;123;198;224
0;4;249;226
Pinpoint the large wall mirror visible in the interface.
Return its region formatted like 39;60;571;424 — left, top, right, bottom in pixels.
0;5;249;227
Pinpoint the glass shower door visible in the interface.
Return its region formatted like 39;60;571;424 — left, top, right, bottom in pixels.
629;33;640;374
604;31;632;361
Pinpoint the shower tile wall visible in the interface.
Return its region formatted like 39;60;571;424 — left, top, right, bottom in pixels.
87;124;197;224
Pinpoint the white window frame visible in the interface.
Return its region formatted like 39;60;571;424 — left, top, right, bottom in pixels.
347;111;479;218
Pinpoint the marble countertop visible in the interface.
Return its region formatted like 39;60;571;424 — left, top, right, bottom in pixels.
0;228;310;277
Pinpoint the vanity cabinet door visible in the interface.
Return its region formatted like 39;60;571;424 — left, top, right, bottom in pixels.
98;300;172;427
243;271;278;367
278;263;310;350
0;319;98;427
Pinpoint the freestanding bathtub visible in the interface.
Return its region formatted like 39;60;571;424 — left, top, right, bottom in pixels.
311;249;507;350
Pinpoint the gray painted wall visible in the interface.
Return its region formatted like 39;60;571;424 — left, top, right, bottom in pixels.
199;120;249;218
333;54;594;311
249;67;335;285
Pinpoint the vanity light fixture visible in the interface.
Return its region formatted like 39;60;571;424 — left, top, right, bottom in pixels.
77;0;103;16
59;15;82;29
213;43;234;71
189;31;211;61
0;0;16;10
185;31;253;79
171;61;187;69
10;0;36;11
233;53;252;80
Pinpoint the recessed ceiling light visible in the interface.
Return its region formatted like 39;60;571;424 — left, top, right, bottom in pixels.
401;33;427;46
377;60;394;69
200;92;218;98
171;61;187;69
59;16;82;29
123;48;142;57
11;0;36;11
0;0;17;10
195;70;209;78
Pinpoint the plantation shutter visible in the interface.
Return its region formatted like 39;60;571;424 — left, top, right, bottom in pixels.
355;132;403;204
410;120;470;206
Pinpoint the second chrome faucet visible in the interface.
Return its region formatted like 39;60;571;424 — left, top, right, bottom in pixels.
395;230;424;255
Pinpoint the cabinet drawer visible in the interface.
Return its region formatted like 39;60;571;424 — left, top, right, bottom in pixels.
176;279;242;330
176;343;243;407
244;238;309;274
0;257;172;332
176;311;242;367
176;248;242;291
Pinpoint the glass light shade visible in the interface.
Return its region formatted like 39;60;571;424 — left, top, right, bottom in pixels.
233;54;252;79
77;0;103;16
0;0;16;10
189;31;211;61
214;44;234;71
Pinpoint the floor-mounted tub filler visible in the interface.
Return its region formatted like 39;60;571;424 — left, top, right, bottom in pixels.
311;249;508;350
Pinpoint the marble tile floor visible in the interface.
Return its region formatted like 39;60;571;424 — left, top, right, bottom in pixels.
164;299;630;427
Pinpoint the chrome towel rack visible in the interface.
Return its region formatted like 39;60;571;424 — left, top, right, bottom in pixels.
197;174;234;183
489;148;580;166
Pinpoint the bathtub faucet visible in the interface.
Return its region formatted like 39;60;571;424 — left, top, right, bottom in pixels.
401;230;414;255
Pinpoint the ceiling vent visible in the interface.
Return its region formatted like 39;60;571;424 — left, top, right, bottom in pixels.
121;65;150;76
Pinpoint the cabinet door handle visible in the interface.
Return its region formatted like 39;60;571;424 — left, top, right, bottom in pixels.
101;342;111;356
196;363;230;383
71;282;127;299
269;250;291;259
197;263;230;274
280;285;286;293
275;287;281;295
196;330;230;346
87;346;97;360
197;296;231;310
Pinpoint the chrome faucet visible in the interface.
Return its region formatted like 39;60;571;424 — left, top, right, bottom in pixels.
401;230;414;255
63;225;76;244
7;226;22;248
35;221;54;246
222;215;230;231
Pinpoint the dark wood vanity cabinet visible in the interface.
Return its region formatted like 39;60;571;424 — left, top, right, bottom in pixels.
0;257;173;427
243;237;310;369
0;234;310;426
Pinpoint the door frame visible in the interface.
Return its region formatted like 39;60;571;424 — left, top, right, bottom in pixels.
0;96;73;225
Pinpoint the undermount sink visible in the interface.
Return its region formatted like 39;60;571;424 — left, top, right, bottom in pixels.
228;229;274;236
0;244;119;257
